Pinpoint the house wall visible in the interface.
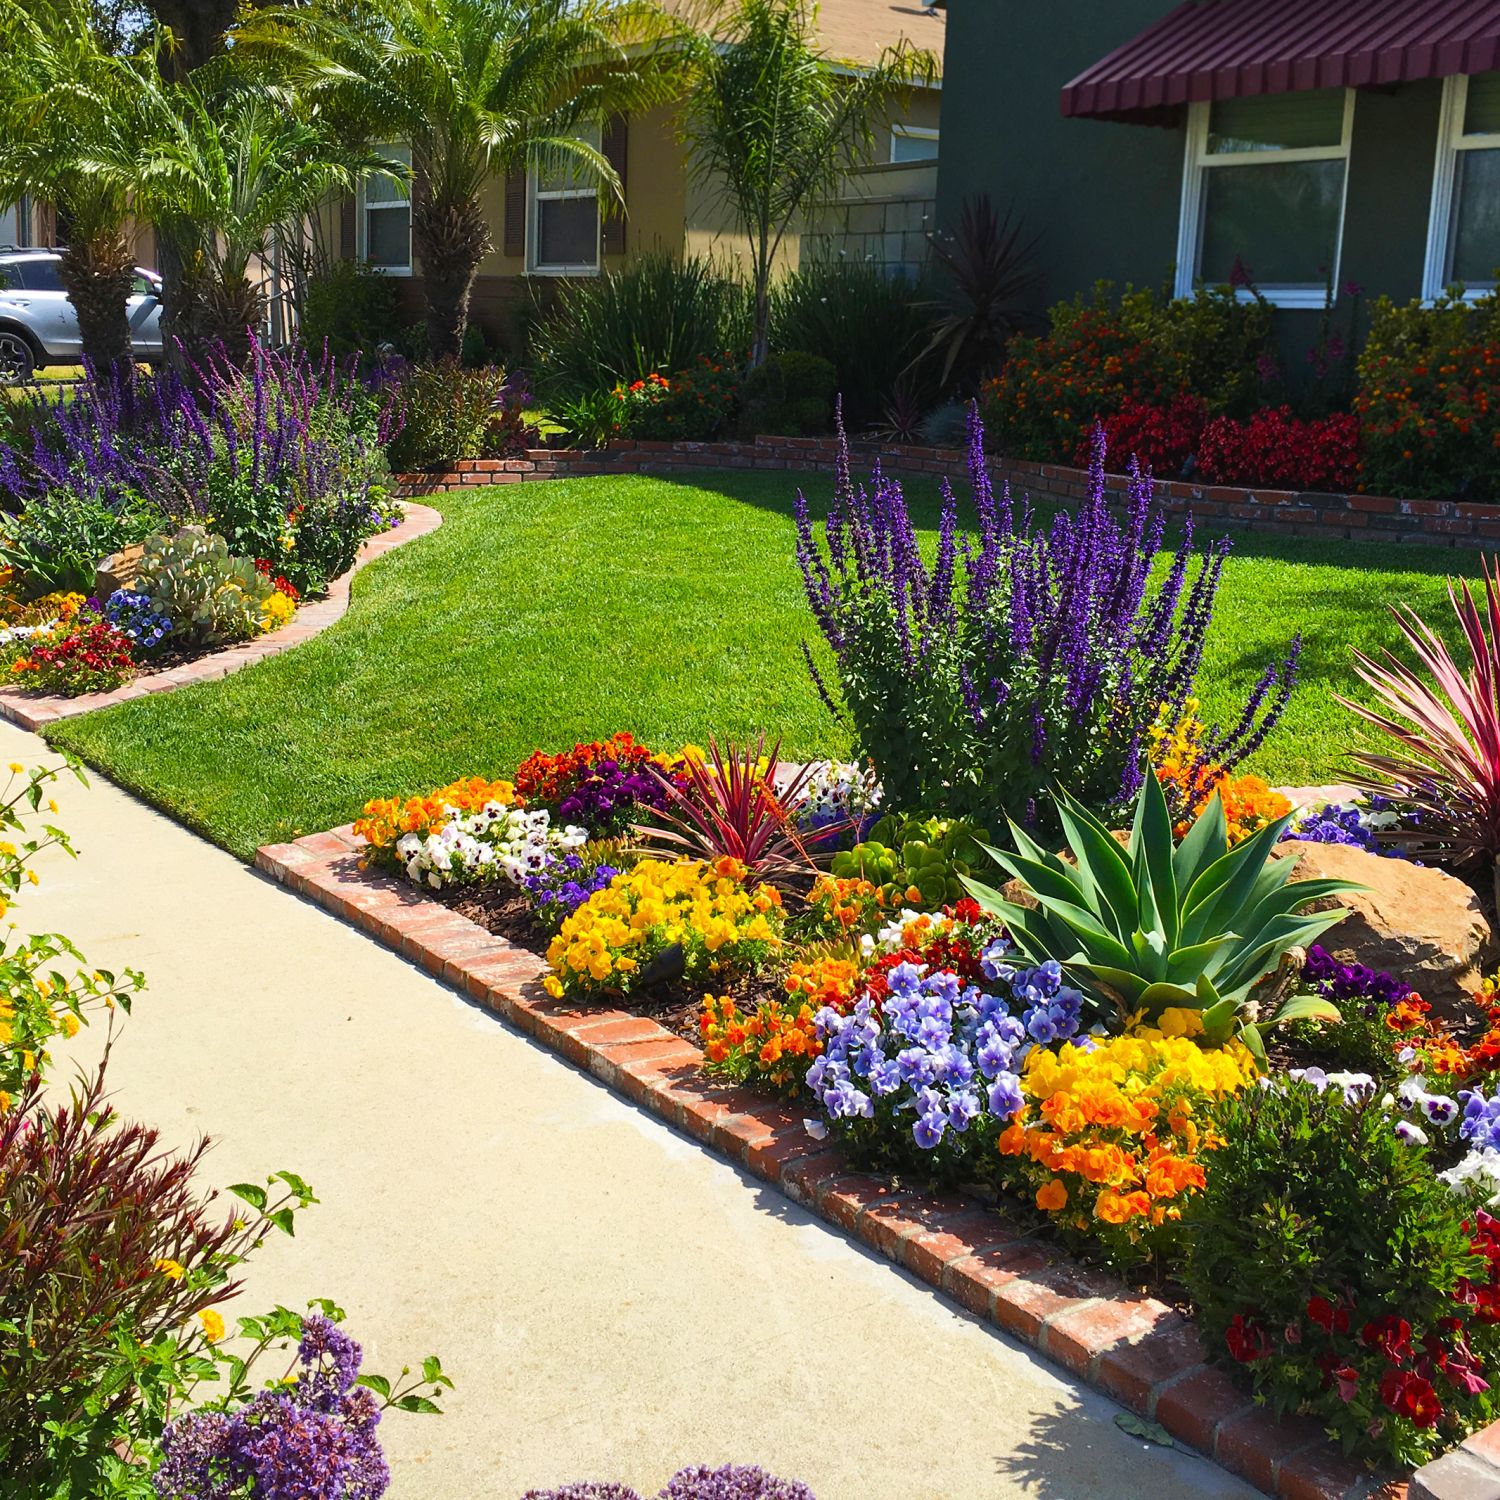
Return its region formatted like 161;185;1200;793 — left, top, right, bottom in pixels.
935;0;1459;346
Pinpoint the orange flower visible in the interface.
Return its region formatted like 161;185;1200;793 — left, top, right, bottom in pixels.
1035;1179;1069;1212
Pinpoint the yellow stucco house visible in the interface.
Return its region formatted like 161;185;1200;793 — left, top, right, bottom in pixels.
336;0;945;344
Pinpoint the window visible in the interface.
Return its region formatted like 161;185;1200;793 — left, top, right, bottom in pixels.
1424;73;1500;299
14;258;62;292
359;144;411;274
1175;88;1353;308
890;126;939;164
529;125;600;274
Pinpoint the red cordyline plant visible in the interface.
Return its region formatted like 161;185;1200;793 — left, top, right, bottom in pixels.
633;735;844;890
1340;557;1500;886
0;1062;314;1488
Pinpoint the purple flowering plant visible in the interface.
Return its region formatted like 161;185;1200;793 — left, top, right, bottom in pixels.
794;406;1299;830
520;848;623;933
153;1306;451;1500
805;938;1083;1182
522;1465;817;1500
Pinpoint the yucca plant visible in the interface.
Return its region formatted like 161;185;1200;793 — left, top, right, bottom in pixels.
962;766;1357;1056
1339;558;1500;889
634;734;839;891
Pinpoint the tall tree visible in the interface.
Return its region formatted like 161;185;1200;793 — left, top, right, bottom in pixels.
0;0;155;374
680;0;935;365
238;0;678;360
144;0;235;78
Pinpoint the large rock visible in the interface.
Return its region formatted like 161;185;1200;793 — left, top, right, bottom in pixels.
94;542;146;602
1272;839;1491;1016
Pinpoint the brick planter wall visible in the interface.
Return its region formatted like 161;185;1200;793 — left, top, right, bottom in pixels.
395;440;1497;553
253;823;1500;1500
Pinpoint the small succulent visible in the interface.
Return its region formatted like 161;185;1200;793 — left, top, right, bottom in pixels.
830;812;990;909
136;527;273;650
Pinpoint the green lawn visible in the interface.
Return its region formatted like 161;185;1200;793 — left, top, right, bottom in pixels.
44;468;1481;861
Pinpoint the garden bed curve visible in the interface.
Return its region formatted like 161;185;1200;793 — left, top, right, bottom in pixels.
395;441;1497;554
0;503;443;732
255;822;1489;1500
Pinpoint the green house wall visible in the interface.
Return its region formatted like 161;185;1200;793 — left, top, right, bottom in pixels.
936;0;1453;335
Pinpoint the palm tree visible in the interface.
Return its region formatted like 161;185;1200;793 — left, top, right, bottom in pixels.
134;74;378;365
0;0;156;374
237;0;679;360
680;0;936;366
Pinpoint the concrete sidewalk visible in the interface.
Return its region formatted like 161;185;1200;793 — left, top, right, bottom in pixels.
12;721;1255;1500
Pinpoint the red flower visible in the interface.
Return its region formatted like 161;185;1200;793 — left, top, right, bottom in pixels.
1361;1315;1413;1364
1379;1367;1442;1429
1333;1366;1360;1404
1225;1313;1272;1364
1306;1297;1342;1333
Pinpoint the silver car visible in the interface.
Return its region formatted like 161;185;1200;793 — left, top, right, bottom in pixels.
0;249;164;381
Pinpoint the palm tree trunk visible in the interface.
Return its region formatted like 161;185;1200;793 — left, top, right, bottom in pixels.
56;230;135;378
200;274;266;368
412;193;490;362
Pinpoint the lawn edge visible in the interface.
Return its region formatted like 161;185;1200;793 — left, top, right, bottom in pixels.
255;825;1436;1500
0;502;444;732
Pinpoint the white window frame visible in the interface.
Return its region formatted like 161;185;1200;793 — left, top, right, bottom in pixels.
890;124;940;163
356;145;412;277
1174;89;1355;309
527;137;602;277
1423;74;1500;301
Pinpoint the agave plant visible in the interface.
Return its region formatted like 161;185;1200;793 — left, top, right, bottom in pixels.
634;735;839;890
1339;559;1500;884
962;767;1357;1056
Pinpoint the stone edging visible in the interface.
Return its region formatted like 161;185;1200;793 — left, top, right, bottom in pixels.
394;440;1495;553
0;504;444;732
251;824;1489;1500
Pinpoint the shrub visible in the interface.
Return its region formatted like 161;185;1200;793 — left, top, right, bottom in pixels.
0;486;162;597
795;410;1300;829
542;857;784;1001
1001;1032;1258;1266
1197;406;1361;490
770;260;937;430
965;767;1353;1049
301;260;404;359
137;529;275;649
11;618;136;695
530;253;750;398
610;356;742;442
1355;290;1500;500
384;359;509;472
1081;393;1205;476
1183;1078;1500;1469
739;351;837;437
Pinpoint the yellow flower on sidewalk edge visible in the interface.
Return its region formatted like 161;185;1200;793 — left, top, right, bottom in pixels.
155;1257;186;1281
198;1308;225;1341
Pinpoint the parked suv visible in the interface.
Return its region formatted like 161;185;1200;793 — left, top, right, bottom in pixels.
0;249;164;381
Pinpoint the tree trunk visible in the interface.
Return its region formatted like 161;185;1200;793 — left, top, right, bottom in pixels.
412;193;490;362
56;229;135;378
199;274;266;369
146;0;236;79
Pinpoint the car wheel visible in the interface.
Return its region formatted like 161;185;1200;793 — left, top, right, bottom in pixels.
0;330;35;384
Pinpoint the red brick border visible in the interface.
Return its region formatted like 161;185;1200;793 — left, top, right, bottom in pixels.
393;440;1494;554
0;503;443;732
251;826;1468;1499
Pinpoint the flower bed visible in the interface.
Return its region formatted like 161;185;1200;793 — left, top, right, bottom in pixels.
0;339;404;711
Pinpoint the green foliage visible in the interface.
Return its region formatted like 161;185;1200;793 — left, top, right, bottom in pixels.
963;770;1354;1045
0;487;163;597
385;359;507;472
530;253;750;399
137;527;273;648
1355;288;1500;500
830;810;990;908
301;260;403;359
612;357;742;442
679;0;936;362
1183;1080;1499;1470
769;261;937;430
739;349;837;436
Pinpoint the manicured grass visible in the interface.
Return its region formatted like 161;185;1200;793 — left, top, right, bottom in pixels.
46;468;1481;861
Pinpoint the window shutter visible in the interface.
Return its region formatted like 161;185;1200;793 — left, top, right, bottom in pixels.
601;116;629;256
503;166;527;258
339;193;356;259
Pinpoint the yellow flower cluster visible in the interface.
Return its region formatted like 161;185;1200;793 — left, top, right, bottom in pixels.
259;591;296;631
354;777;519;854
1002;1033;1258;1263
544;856;784;999
1148;699;1290;842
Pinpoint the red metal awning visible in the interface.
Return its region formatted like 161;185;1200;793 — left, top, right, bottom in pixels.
1061;0;1500;122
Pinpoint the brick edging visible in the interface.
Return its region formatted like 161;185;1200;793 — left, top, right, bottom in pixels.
252;826;1449;1500
393;440;1497;553
0;503;444;732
